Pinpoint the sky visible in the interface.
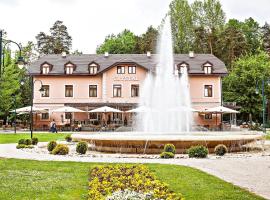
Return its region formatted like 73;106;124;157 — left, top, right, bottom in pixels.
0;0;270;53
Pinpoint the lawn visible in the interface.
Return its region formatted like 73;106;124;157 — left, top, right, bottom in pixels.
266;134;270;140
0;159;265;200
0;133;70;144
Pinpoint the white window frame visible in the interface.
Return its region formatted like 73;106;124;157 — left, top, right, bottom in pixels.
117;66;125;74
65;84;74;98
204;85;213;97
128;66;136;74
131;84;139;97
113;84;122;97
89;84;98;97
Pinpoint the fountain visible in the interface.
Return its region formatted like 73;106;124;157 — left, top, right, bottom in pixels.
72;16;263;154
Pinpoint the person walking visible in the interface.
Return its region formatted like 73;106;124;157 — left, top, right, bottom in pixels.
50;119;58;133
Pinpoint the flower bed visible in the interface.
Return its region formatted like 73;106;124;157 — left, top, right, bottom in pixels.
88;164;183;200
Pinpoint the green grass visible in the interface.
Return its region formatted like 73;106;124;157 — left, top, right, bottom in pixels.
266;134;270;140
0;133;70;144
0;159;265;200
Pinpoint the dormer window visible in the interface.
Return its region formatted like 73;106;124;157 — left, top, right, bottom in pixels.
64;62;76;75
40;62;52;74
203;62;213;74
177;62;189;74
89;62;99;75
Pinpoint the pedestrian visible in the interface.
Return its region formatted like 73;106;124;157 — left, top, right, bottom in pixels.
50;119;58;133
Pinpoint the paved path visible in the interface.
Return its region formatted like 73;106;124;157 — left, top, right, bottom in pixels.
0;143;269;199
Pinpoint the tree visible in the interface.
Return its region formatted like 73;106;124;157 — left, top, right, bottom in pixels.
223;52;270;122
96;29;137;54
191;0;225;54
169;0;194;53
36;20;72;55
261;23;270;54
216;20;248;70
135;26;158;53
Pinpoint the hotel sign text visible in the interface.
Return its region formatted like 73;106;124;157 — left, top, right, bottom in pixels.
113;77;139;81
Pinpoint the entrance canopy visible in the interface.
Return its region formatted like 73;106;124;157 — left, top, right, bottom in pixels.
10;106;48;114
89;106;122;113
51;106;85;113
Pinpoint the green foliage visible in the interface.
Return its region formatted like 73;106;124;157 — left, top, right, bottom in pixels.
24;139;32;145
187;145;208;158
52;144;69;155
31;137;39;145
262;22;270;54
106;189;154;199
65;134;72;142
47;141;57;152
164;144;176;154
160;152;175;159
36;20;72;54
135;26;158;53
223;52;270;121
214;144;228;156
76;142;88;154
18;139;25;145
88;165;183;200
96;29;137;54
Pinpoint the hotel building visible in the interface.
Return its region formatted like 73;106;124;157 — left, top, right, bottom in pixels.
29;52;227;130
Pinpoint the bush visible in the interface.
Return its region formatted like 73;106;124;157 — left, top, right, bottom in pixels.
160;151;175;159
164;143;176;154
16;144;34;149
31;137;38;145
76;142;88;154
24;139;32;145
65;135;72;142
18;139;25;145
88;165;183;200
47;141;57;152
187;145;208;158
52;144;69;155
214;144;228;156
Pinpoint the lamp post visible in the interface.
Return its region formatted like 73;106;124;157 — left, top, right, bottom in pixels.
256;79;270;133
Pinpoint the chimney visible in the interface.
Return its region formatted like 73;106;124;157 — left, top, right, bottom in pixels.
189;51;194;58
61;52;67;58
146;51;151;58
104;52;109;58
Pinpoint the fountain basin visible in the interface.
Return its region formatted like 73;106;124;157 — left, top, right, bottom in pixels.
71;131;264;154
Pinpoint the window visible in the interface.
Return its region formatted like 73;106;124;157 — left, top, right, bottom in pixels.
89;85;97;97
178;63;189;74
41;110;49;120
131;85;139;97
204;85;213;97
42;66;50;74
117;66;125;74
65;112;72;119
128;66;136;74
65;85;73;97
204;66;212;74
65;66;74;74
113;85;122;97
41;85;50;97
205;113;212;120
89;64;98;74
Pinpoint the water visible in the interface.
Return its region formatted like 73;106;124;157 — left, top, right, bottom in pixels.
135;16;193;133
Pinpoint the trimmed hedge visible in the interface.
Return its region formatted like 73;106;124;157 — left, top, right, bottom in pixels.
24;139;32;145
88;165;183;200
47;141;57;152
76;142;88;154
52;144;69;155
65;135;72;142
31;137;39;145
187;145;208;158
214;144;228;156
16;144;34;149
164;144;176;154
160;151;175;159
18;139;25;145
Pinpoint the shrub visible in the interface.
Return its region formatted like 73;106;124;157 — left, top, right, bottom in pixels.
52;144;69;155
88;165;183;200
163;143;176;154
187;145;208;158
18;139;25;145
76;142;88;154
214;144;228;156
16;144;34;149
31;137;39;145
160;151;175;159
24;139;32;145
65;135;72;142
106;189;154;200
47;141;57;152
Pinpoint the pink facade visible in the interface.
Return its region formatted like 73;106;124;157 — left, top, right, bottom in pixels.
33;65;222;129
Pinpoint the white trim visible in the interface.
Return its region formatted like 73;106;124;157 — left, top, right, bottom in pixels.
88;84;99;98
64;84;75;98
112;83;123;97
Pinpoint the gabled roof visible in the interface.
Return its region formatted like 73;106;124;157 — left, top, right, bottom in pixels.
28;54;227;75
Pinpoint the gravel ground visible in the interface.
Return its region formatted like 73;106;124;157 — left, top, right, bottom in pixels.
0;141;269;199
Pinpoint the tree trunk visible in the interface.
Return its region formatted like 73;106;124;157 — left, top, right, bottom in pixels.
249;113;252;122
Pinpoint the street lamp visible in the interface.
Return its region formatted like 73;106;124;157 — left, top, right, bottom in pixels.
20;77;45;138
256;79;270;133
0;30;26;76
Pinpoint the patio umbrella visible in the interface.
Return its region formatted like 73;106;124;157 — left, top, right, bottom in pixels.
126;106;150;113
10;106;48;114
168;106;199;112
51;106;86;131
89;106;122;113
